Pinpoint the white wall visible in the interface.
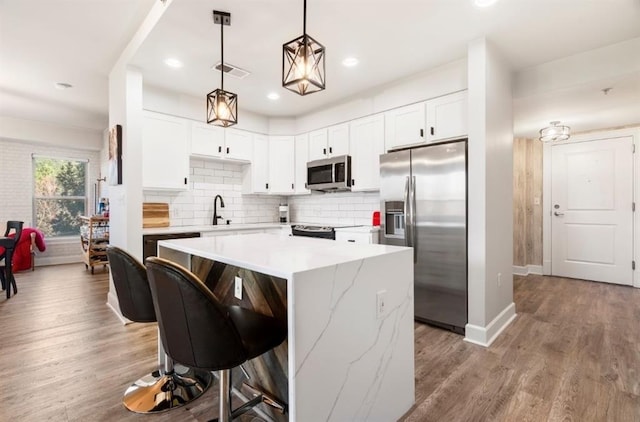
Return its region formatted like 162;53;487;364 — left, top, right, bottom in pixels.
465;38;515;347
144;159;284;226
0;116;103;151
0;137;100;265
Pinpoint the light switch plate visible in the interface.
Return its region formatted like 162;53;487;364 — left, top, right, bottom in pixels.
234;276;243;300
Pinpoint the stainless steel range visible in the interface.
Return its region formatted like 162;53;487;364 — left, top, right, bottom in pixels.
291;225;336;240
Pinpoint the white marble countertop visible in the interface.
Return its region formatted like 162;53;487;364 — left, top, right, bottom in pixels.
158;233;408;279
143;223;287;236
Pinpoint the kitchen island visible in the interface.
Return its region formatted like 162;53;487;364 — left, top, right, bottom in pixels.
158;233;414;422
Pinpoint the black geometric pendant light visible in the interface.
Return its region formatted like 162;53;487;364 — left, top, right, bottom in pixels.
282;0;326;96
207;10;238;127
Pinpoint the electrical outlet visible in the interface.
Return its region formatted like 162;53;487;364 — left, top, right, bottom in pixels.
234;276;243;300
376;290;387;319
497;273;502;287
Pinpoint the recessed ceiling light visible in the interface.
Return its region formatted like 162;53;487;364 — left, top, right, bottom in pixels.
164;58;183;68
267;92;280;100
54;82;73;90
342;57;359;67
474;0;498;7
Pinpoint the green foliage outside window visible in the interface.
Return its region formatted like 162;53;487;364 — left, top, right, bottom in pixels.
33;157;87;237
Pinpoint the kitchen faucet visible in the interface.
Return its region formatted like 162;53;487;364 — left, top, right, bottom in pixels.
213;195;225;225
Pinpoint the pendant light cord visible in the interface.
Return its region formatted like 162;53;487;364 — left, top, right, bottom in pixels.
220;19;224;90
303;0;307;36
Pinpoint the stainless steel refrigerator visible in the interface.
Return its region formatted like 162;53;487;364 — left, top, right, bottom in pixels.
379;140;467;334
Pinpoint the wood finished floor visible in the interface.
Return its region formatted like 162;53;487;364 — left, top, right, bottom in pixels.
0;265;638;421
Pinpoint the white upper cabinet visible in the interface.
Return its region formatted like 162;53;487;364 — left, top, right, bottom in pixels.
308;122;350;161
425;91;468;142
308;128;328;161
384;91;468;151
243;134;269;194
327;123;350;156
384;102;426;151
294;134;310;195
142;111;190;190
268;136;295;195
224;128;253;161
349;114;385;191
190;121;225;158
191;123;252;162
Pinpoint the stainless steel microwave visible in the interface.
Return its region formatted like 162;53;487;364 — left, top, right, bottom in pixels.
306;155;352;192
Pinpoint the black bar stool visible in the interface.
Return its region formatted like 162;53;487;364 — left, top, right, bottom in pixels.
146;257;288;422
106;246;212;413
0;221;23;299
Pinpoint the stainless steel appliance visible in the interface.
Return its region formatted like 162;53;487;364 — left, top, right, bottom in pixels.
291;225;335;239
380;140;467;334
306;155;352;192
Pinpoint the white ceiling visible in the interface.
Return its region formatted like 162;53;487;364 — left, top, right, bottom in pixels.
1;0;640;138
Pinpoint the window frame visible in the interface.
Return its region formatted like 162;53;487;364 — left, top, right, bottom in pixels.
32;155;90;239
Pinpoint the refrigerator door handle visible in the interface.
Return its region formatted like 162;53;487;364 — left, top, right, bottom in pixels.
404;176;411;248
411;175;417;263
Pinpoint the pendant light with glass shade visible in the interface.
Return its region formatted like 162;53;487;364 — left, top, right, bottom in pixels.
539;121;570;143
207;11;237;127
282;0;326;96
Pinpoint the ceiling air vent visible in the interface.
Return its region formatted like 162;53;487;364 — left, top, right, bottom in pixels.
212;62;251;79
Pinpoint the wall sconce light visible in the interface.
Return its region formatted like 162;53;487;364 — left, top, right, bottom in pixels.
282;0;326;96
207;10;238;127
539;121;570;143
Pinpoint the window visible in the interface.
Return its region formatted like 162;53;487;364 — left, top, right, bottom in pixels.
33;156;88;237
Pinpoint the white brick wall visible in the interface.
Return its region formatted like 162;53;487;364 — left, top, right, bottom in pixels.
288;191;380;226
0;138;101;264
144;158;285;225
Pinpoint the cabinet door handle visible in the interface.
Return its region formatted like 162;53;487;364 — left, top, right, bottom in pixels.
184;177;188;185
430;127;435;136
323;148;327;155
420;128;424;137
348;239;356;243
351;179;355;186
329;146;333;154
218;146;222;153
292;183;294;189
226;147;230;154
266;183;269;189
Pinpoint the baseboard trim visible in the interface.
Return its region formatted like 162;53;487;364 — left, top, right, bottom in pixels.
37;256;82;266
464;302;517;348
512;265;543;276
106;292;131;325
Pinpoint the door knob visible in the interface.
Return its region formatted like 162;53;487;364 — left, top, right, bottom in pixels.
554;211;564;216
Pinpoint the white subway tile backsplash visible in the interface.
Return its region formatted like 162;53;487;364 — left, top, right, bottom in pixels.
288;191;380;226
145;160;283;226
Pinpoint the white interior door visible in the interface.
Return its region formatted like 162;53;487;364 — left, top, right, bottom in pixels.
551;136;634;285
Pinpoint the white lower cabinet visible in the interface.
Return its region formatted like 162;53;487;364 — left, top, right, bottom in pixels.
334;229;379;244
142;111;190;190
349;114;385;191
